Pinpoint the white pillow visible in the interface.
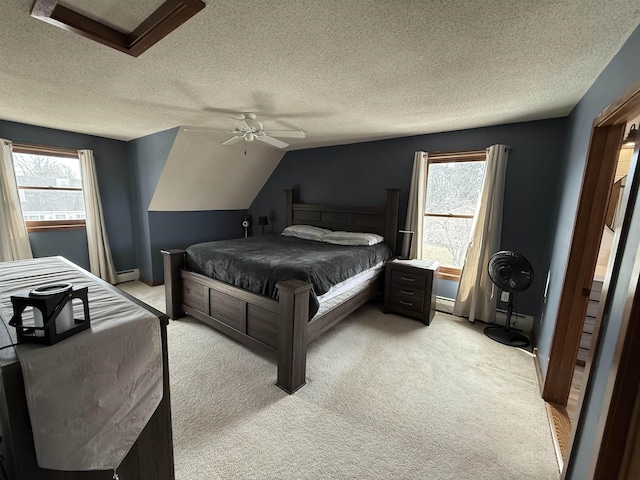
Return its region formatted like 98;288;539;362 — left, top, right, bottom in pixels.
323;231;385;246
281;225;332;242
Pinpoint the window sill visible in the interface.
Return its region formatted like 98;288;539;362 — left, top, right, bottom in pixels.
27;221;86;233
438;271;461;282
433;266;461;282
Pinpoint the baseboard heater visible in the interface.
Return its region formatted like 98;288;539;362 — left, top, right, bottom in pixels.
435;296;533;333
116;268;140;284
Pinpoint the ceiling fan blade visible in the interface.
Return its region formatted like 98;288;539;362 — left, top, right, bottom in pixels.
243;117;262;131
228;117;250;131
222;136;243;146
263;130;306;138
183;128;226;132
257;135;289;148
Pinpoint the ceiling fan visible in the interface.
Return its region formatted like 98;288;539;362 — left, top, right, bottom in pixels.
189;112;305;149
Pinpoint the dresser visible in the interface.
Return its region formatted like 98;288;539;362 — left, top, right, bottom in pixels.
0;257;174;480
383;259;440;325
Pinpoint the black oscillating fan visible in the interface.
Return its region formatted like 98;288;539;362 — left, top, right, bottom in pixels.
485;251;533;348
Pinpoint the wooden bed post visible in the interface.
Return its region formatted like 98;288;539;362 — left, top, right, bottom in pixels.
276;279;312;394
162;249;185;320
285;188;297;227
385;188;401;255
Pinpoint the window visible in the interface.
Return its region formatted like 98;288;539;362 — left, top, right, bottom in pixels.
421;150;486;280
11;143;85;232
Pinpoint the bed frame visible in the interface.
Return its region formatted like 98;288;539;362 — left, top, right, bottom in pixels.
162;188;400;393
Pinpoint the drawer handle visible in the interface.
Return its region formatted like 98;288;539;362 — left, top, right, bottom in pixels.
400;276;415;282
400;290;414;295
400;300;413;307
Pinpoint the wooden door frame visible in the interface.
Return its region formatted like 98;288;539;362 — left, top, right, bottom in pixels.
540;77;640;478
542;78;640;407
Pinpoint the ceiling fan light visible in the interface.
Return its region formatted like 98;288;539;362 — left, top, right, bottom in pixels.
623;124;638;147
245;132;254;142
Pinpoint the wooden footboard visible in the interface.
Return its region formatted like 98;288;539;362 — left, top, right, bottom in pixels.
162;249;313;393
162;249;382;394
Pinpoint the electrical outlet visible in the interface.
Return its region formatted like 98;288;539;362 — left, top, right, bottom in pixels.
500;291;510;302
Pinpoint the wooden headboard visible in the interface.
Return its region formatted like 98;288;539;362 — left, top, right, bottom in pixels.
285;188;401;254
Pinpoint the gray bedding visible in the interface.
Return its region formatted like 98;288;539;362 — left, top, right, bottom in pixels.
185;235;393;318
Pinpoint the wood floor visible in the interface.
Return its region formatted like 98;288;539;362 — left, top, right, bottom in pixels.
546;402;572;470
546;363;585;471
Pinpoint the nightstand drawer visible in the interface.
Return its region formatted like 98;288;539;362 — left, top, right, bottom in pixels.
391;270;426;288
390;286;425;305
389;292;424;313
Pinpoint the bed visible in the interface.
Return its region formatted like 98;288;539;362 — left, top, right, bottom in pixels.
162;188;400;393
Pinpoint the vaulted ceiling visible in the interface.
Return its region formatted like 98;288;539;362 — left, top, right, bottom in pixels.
1;1;640;151
150;128;283;211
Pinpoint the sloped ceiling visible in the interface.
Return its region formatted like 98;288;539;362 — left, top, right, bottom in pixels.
149;128;283;211
0;1;639;150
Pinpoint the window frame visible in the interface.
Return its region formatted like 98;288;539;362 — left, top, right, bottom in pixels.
11;143;85;233
424;149;487;280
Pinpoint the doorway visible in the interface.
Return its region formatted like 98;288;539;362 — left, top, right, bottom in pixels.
567;133;637;424
541;78;640;478
542;80;640;407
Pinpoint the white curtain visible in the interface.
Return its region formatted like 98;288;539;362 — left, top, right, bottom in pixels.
453;144;509;323
403;151;428;258
0;138;33;261
78;149;118;284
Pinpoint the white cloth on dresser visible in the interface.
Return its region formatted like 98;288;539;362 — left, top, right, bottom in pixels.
0;257;162;471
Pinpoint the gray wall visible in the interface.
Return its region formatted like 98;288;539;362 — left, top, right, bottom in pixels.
250;118;567;317
0;120;135;271
534;24;640;479
148;210;249;284
28;229;90;269
126;127;178;282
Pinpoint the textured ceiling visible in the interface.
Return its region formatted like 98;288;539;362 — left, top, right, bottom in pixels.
60;0;166;32
1;1;640;150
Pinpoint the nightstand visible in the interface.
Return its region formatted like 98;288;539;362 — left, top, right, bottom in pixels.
383;258;440;325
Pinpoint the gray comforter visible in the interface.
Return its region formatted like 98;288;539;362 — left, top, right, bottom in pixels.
185;235;393;318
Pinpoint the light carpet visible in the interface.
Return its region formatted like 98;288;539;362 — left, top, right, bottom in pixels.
118;282;559;480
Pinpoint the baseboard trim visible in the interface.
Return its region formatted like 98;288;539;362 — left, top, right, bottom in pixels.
534;348;545;396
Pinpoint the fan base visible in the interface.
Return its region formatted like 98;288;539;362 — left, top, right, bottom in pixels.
484;325;530;348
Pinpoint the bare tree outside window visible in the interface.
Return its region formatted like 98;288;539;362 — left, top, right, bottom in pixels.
422;157;486;273
12;149;85;229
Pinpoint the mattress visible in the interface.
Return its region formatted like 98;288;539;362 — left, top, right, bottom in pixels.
314;262;385;318
185;235;393;318
316;261;385;303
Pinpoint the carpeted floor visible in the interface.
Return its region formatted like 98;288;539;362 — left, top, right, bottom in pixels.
119;281;559;480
